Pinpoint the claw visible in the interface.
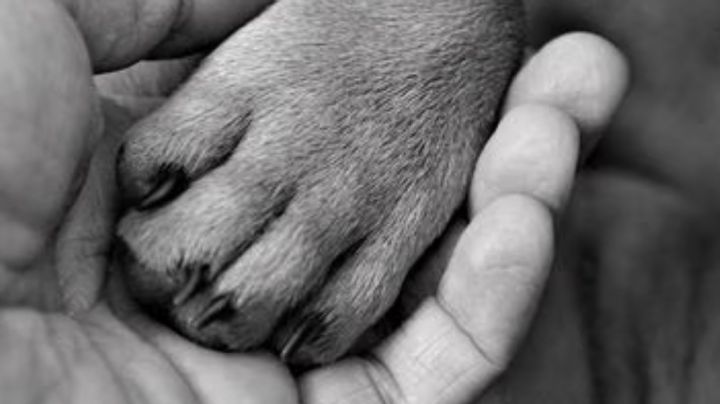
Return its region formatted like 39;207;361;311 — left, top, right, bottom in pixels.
173;264;206;307
137;167;189;211
193;294;234;329
279;313;326;364
279;324;310;363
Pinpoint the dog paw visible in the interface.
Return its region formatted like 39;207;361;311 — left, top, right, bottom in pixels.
116;0;523;365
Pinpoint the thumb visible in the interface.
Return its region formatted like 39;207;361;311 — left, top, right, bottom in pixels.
0;0;99;273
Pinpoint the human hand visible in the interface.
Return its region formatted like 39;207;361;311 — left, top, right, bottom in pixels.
0;1;627;402
0;0;273;310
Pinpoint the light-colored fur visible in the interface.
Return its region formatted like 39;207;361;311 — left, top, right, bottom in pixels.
116;0;523;365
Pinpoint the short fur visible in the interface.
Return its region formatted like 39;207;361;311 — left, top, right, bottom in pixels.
116;0;524;365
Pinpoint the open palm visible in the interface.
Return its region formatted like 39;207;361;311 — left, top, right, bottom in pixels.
0;1;626;403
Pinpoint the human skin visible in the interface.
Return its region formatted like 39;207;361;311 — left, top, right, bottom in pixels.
0;0;627;403
486;2;720;402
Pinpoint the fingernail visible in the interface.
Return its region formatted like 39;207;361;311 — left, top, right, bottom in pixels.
193;293;234;329
137;167;189;211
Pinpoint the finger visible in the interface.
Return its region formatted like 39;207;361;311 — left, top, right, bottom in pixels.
384;44;564;322
56;99;138;314
58;0;274;71
505;32;629;155
390;196;552;403
387;104;579;344
95;56;203;99
0;0;99;272
399;44;578;303
470;104;579;215
301;196;553;404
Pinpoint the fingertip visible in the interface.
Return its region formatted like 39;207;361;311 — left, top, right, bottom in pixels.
506;32;629;137
471;104;579;216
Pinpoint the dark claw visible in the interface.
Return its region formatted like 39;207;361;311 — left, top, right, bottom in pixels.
279;324;310;363
137;167;189;211
279;313;327;364
193;294;235;329
173;264;207;307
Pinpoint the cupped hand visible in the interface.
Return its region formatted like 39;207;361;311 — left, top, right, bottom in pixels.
0;0;627;402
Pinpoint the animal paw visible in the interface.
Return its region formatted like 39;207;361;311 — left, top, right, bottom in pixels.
116;0;523;366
